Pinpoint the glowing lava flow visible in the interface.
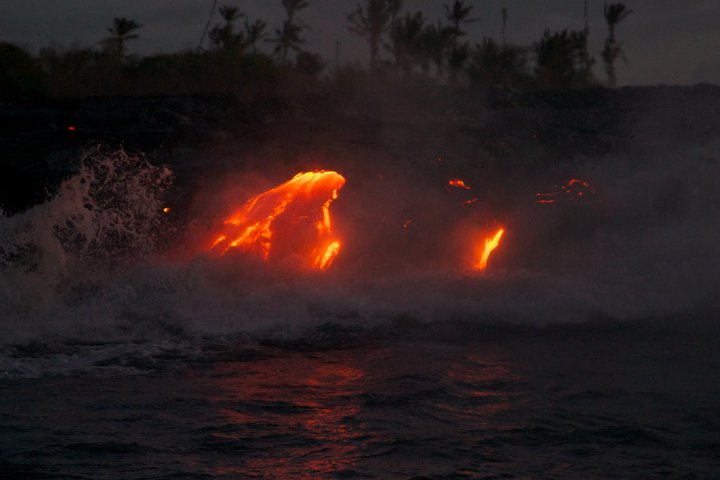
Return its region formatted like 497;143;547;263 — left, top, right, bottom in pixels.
536;178;596;204
208;171;345;270
476;228;505;271
448;178;472;190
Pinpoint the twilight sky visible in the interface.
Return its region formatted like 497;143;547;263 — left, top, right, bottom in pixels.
0;0;719;86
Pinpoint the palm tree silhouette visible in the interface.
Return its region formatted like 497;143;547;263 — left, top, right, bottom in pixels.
269;0;309;64
348;0;402;71
209;5;245;50
219;5;242;24
444;0;478;39
467;37;527;88
420;21;455;79
390;11;425;77
448;42;470;83
102;17;142;60
271;21;305;63
534;29;594;89
244;19;268;53
601;2;632;87
443;1;477;83
282;0;309;23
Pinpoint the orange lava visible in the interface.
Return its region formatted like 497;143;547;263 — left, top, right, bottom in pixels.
208;171;345;270
537;178;596;204
448;178;472;190
535;194;558;204
476;228;505;271
564;178;596;193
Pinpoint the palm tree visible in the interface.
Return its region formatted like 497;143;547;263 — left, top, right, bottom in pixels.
419;21;455;79
282;0;309;23
443;1;477;83
534;29;594;89
244;19;268;53
270;0;310;64
208;5;245;50
348;0;402;71
389;11;425;76
271;21;305;63
448;42;470;83
467;38;528;88
601;2;632;87
102;17;142;60
218;5;242;23
444;0;477;39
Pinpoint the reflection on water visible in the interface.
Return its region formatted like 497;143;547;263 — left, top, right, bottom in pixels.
209;352;367;478
2;330;717;479
443;353;522;419
202;343;518;478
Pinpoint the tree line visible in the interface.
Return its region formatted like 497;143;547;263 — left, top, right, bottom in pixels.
0;0;632;100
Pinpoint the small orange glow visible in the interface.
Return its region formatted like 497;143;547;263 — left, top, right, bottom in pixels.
463;198;480;206
402;219;413;229
563;178;596;193
535;193;559;204
448;178;472;190
208;171;345;270
162;207;171;214
476;228;504;271
537;178;596;204
67;125;77;131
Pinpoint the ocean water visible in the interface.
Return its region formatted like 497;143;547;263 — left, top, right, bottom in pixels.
1;318;719;479
1;140;719;479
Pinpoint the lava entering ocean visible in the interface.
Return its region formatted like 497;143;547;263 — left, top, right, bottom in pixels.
476;228;505;271
208;171;345;270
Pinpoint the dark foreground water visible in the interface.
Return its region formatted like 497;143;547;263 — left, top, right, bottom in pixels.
1;318;718;480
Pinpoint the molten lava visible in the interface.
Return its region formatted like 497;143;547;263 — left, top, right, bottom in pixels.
448;178;472;190
476;228;505;271
537;178;596;204
208;171;345;270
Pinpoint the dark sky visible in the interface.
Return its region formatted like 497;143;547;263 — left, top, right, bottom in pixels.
1;0;719;86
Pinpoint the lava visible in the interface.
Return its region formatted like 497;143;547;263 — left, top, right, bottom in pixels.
476;228;505;271
208;171;345;270
562;178;596;197
537;178;596;204
448;178;472;190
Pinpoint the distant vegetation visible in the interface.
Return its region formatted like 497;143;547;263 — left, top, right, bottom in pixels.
0;0;633;101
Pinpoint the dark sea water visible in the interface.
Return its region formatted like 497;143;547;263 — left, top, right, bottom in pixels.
1;130;720;478
1;318;719;479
